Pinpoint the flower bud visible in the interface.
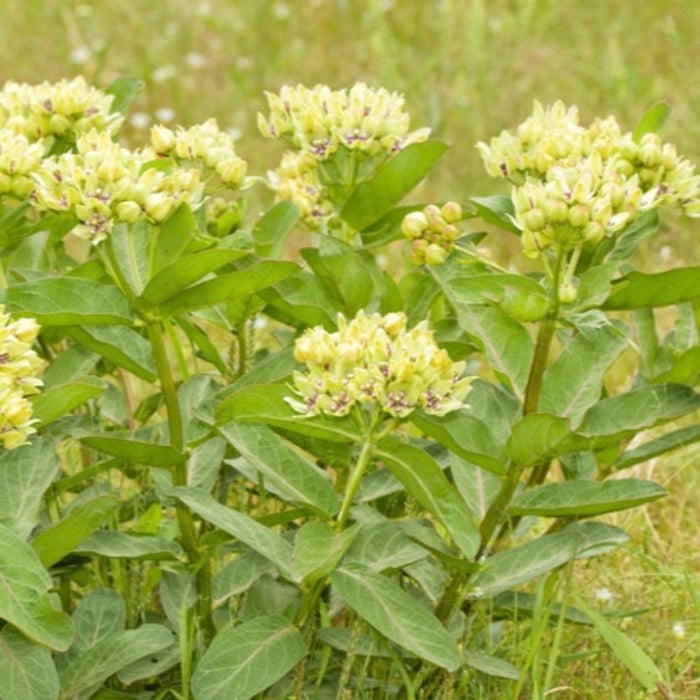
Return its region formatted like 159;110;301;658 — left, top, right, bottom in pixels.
441;201;462;223
568;203;589;228
115;200;143;223
522;208;546;231
424;243;448;265
151;124;176;153
144;192;173;222
401;211;428;239
558;281;578;303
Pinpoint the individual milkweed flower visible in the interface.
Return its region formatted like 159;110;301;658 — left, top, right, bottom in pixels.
288;310;473;420
0;308;44;449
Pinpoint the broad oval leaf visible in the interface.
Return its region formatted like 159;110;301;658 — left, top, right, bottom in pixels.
0;523;74;651
508;478;666;517
0;277;133;325
191;615;307;700
332;563;461;671
604;266;700;309
0;626;60;700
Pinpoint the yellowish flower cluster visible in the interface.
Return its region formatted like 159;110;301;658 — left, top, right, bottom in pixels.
0;130;45;200
150;118;248;189
0;76;121;146
0;308;44;449
33;130;205;244
258;83;430;158
288;310;473;419
401;202;462;265
477;101;700;258
258;83;430;234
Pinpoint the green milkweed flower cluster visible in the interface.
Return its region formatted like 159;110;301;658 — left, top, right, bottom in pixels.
288;310;473;419
258;83;430;235
0;308;43;449
0;76;121;146
401;201;462;265
477;101;700;259
33;129;206;244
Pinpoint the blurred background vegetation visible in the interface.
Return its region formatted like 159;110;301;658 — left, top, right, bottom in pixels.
1;0;698;696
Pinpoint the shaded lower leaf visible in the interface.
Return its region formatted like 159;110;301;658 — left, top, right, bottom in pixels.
79;435;186;467
59;625;174;699
0;523;74;651
73;531;183;561
0;626;60;700
191;615;307;700
463;649;520;680
31;376;107;427
332;563;461;671
467;522;629;599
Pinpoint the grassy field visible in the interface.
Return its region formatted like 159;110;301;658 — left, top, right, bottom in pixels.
1;1;698;697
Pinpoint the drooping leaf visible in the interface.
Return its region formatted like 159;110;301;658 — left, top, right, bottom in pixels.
217;422;339;517
171;486;294;578
332;563;461;670
59;625;174;699
575;599;667;693
340;140;448;230
0;626;60;700
0;277;133;325
508;478;666;517
64;325;156;381
212;551;276;606
0;523;74;651
191;615;307;700
31;494;119;567
374;437;480;559
467;522;629;599
73;531;183;561
463;649;521;680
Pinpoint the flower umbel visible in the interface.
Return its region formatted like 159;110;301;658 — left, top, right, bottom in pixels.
0;307;44;449
288;310;473;419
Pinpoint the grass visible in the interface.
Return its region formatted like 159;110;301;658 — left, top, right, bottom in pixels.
0;1;698;696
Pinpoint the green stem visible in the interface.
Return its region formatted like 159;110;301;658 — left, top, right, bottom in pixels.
147;321;215;640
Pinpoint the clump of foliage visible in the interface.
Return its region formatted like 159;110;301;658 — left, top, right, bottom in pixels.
0;76;698;700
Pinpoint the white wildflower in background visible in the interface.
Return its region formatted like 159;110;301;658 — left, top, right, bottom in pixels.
288;310;473;419
671;622;685;639
595;587;613;602
0;308;44;449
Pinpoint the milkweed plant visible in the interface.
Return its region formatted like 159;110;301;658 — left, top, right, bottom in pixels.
0;75;697;700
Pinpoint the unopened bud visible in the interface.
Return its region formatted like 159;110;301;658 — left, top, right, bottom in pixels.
402;211;428;239
441;201;462;223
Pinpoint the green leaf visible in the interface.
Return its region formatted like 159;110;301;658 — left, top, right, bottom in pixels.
469;195;520;233
171;486;294;578
613;423;700;471
508;479;666;517
42;344;99;388
73;531;183;561
64;325;156;381
217;383;361;443
0;523;74;651
0;277;133;325
580;383;700;439
217;422;339;517
79;435;186;467
450;456;502;522
252;201;299;257
575;599;667;693
292;521;357;583
653;346;700;385
539;323;628;426
191;615;307;700
0;626;60;700
154;260;299;316
59;625;174;699
467;522;629;599
506;414;579;468
606;210;659;263
331;564;461;670
71;590;126;652
340;140;448;230
0;439;61;538
410;409;505;475
604;266;700;309
31;376;107;426
152;203;204;274
139;248;247;306
463;649;521;680
632;101;671;142
343;521;428;572
212;551;276;606
31;494;119;567
374;437;480;558
109;221;151;296
106;76;144;115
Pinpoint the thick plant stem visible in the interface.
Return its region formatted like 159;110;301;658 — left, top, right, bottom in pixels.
147;321;215;639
